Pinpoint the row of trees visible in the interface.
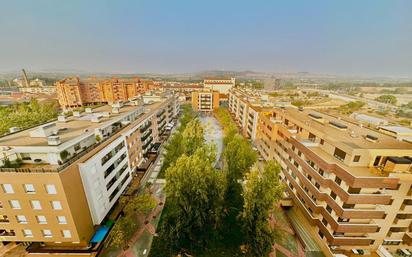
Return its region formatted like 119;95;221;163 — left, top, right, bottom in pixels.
216;107;285;256
0;98;59;135
152;107;284;257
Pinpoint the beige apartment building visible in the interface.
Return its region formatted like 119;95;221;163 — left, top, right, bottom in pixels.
229;88;412;255
55;77;157;109
0;91;179;255
191;90;220;112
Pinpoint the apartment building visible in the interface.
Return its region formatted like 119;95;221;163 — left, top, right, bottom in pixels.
228;89;261;140
203;77;235;94
191;90;220;112
55;77;153;109
228;88;412;255
0;92;179;252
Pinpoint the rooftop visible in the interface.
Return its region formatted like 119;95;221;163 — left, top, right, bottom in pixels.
0;102;163;148
379;126;412;135
274;108;412;150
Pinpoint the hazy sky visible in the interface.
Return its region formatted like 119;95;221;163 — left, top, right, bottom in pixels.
1;0;412;77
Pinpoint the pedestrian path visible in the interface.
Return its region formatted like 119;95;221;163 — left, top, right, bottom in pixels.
115;183;166;257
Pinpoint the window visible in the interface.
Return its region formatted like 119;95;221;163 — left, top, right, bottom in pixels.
31;200;42;210
333;147;346;161
2;184;14;194
320;139;324;145
326;205;332;213
9;200;21;209
330;191;337;200
51;201;62;210
335;176;342;185
37;216;47;224
353;155;361;162
45;184;57;195
57;216;67;224
23;229;33;237
42;229;52;238
16;215;27;224
24;184;36;194
62;230;72;238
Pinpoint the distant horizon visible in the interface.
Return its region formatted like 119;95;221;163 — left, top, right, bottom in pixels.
1;1;411;78
1;68;412;81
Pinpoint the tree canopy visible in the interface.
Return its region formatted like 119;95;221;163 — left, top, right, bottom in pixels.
375;94;397;105
223;134;257;189
162;147;225;251
110;194;157;249
241;161;285;257
0;98;59;135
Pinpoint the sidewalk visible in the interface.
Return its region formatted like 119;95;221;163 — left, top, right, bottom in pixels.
116;182;166;257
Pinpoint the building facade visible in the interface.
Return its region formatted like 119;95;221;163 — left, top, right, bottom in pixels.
0;92;179;251
191;90;220;112
228;88;412;255
55;77;153;109
203;78;235;94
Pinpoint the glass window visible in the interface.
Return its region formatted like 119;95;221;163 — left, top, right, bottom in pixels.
42;229;52;238
2;184;14;194
9;200;21;209
57;216;67;224
36;216;47;224
16;215;27;224
62;230;71;238
45;184;57;195
51;201;62;210
31;200;42;210
23;229;33;237
24;184;36;194
353;155;361;162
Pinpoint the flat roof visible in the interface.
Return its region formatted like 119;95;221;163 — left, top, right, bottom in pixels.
379;126;412;135
274;108;412;150
0;102;163;147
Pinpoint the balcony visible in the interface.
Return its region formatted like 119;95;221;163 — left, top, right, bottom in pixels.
157;116;166;125
0;230;16;237
156;109;165;117
141;129;152;142
143;136;153;150
140;122;152;133
289;137;399;189
0;217;9;223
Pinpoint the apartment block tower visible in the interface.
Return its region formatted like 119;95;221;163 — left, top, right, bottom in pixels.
229;88;412;255
55;77;156;109
0;91;179;254
191;90;220;112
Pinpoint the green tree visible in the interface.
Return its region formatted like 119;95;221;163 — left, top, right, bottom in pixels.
375;94;397;105
181;118;205;155
162;147;225;251
110;218;134;249
241;161;285;257
110;194;157;249
124;194;157;216
223;134;257;193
